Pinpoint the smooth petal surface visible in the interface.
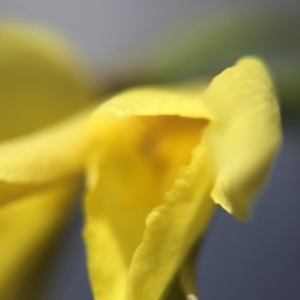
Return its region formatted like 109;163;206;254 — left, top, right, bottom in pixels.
0;107;95;207
202;57;282;219
0;108;92;186
0;177;80;300
0;21;98;299
0;21;93;142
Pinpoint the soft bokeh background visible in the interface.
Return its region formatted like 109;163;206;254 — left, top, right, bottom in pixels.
1;1;299;299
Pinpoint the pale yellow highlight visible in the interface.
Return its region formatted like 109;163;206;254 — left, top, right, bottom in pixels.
202;57;282;218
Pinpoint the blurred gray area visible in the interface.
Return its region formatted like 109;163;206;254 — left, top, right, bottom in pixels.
39;201;93;300
0;0;299;74
1;1;299;299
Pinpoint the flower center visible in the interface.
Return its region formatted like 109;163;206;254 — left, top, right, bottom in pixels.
87;114;207;266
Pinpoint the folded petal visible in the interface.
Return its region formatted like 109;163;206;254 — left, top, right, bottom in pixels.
84;86;214;300
124;143;214;300
0;177;80;300
0;21;93;142
202;57;282;219
83;57;281;300
0;108;92;190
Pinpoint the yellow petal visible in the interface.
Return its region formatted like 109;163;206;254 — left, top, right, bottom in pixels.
83;57;281;300
95;86;212;119
0;108;93;192
202;57;282;219
0;21;93;142
0;177;79;300
84;86;214;300
124;143;214;300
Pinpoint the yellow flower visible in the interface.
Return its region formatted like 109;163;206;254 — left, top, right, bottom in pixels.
0;22;94;299
84;58;282;300
0;23;281;300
